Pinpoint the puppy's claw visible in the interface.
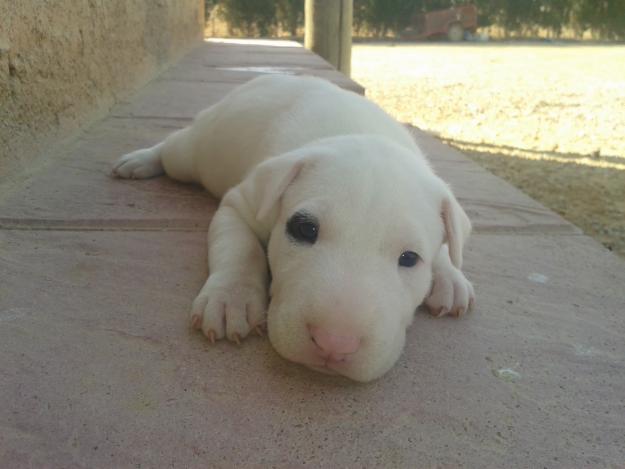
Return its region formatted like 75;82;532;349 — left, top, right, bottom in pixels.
205;329;216;344
232;333;241;345
190;314;202;330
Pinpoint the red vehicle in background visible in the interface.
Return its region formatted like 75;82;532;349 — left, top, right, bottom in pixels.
402;4;478;41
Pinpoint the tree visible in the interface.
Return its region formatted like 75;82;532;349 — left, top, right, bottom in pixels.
354;0;427;36
573;0;625;39
218;0;277;36
276;0;304;36
211;0;625;40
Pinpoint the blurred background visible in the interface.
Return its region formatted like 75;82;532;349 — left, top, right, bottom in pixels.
205;0;625;258
205;0;625;40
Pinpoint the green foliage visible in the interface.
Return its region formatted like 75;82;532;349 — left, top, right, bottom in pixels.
208;0;625;39
276;0;304;36
218;0;277;36
572;0;625;39
354;0;424;36
474;0;625;38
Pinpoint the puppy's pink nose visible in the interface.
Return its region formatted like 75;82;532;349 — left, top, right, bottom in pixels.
309;325;360;362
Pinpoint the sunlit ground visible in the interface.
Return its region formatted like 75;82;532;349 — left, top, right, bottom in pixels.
352;42;625;256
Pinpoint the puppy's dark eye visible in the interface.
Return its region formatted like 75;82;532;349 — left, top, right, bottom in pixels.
286;212;319;244
398;251;420;267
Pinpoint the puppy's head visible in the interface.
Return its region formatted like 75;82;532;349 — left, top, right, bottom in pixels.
248;135;470;382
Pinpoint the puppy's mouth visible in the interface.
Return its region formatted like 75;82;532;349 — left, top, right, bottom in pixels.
300;355;351;376
306;363;341;376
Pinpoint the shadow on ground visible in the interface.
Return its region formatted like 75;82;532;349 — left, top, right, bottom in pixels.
456;143;625;257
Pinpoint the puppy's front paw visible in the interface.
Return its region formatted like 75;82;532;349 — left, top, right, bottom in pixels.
425;264;475;318
111;148;164;179
190;273;267;344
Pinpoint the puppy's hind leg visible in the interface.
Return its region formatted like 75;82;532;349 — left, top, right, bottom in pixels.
112;142;165;180
112;127;197;182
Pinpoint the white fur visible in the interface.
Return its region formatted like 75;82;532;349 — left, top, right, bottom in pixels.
112;75;474;382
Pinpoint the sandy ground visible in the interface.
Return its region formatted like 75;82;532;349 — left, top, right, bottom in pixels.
352;42;625;257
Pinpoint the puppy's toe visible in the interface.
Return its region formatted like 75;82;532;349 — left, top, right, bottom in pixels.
425;275;453;316
456;279;475;316
246;299;267;330
224;301;252;342
452;278;469;316
195;296;227;341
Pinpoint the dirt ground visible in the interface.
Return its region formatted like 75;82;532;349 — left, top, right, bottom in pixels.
352;42;625;257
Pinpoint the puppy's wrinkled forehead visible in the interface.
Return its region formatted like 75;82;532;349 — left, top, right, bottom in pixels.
290;145;421;201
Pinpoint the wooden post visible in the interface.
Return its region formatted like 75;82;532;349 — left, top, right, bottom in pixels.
304;0;352;77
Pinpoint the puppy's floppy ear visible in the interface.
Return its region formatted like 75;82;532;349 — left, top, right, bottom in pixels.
238;151;307;222
439;184;471;269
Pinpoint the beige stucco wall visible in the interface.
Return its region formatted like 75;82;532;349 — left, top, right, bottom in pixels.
0;0;204;177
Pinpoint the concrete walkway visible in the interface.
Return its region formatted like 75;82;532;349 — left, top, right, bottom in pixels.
1;39;624;468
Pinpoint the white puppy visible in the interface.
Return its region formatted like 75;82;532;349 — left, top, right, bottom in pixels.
112;75;474;382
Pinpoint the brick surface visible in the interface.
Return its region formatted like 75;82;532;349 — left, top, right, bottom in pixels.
1;39;623;468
